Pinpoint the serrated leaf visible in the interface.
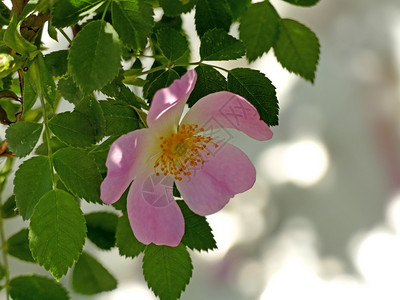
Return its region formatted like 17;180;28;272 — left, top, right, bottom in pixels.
177;201;216;251
239;1;280;62
227;68;278;126
200;28;245;61
75;97;106;142
143;243;193;300
35;136;67;156
44;50;68;78
53;147;102;203
14;156;53;220
10;275;69;300
37;54;56;107
48;111;96;148
281;0;320;6
57;76;84;105
69;20;121;93
194;0;232;37
89;136;117;174
187;65;226;107
85;212;118;250
116;214;145;258
159;0;195;16
72;251;117;295
273;18;320;83
29;189;86;280
6;121;42;157
111;0;154;50
7;228;35;262
2;195;17;219
143;69;180;101
52;0;104;28
157;27;188;62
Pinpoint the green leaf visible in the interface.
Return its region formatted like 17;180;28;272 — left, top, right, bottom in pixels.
273;18;320;83
111;0;154;51
52;0;104;28
7;228;35;262
143;69;180;102
2;195;18;219
239;1;280;62
69;20;122;93
281;0;320;6
177;201;216;251
47;21;58;41
37;54;56;107
227;68;278;126
99;100;141;136
116;214;145;258
48;111;96;148
194;0;232;37
14;156;52;220
89;137;116;174
53;147;102;203
22;65;39;116
44;50;68;78
6;121;42;157
200;28;245;61
10;275;69;300
187;65;226;107
35;136;66;156
158;0;195;16
0;2;10;27
57;76;84;105
143;243;193;300
157;27;188;62
227;0;250;20
86;212;118;250
0;263;4;280
75;97;106;142
72;251;117;295
29;189;86;280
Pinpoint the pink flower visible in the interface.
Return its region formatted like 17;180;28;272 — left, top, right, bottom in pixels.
100;70;273;246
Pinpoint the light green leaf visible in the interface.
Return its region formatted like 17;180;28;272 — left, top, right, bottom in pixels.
52;0;104;28
69;20;121;93
72;252;117;295
86;212;118;250
37;54;56;107
8;228;35;262
200;28;245;61
10;275;69;300
239;1;280;62
158;0;195;16
228;68;279;126
273;18;320;83
6;121;42;157
157;27;188;62
281;0;320;6
53;147;102;203
29;189;86;280
143;243;193;300
116;214;145;258
111;0;154;50
14;156;53;220
195;0;232;37
48;111;96;148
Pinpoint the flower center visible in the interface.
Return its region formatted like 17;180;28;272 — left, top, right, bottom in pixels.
154;124;218;181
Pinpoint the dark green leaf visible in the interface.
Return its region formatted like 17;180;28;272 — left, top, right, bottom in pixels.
228;68;278;126
111;0;154;50
6;121;42;157
178;201;216;251
159;0;195;16
58;76;84;105
187;65;226;107
22;63;39;116
239;1;280;62
195;0;232;37
116;214;145;258
47;22;58;41
10;275;69;300
273;18;320;83
72;251;117;295
0;263;4;280
75;97;106;142
2;195;18;219
37;54;56;108
281;0;320;6
227;0;250;20
44;50;68;78
35;136;66;156
0;2;10;27
200;28;245;61
157;28;188;62
48;111;96;148
89;136;116;174
86;212;118;250
69;20;121;93
52;0;104;28
14;156;52;220
143;243;193;300
29;189;86;280
8;228;35;262
143;69;180;101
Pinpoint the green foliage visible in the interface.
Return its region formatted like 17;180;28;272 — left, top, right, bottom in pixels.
10;275;69;300
7;228;35;262
72;252;117;295
144;69;180;101
22;66;39;115
157;28;189;62
52;0;104;28
116;214;146;258
282;0;320;6
228;68;279;126
200;29;245;61
57;76;84;105
1;195;17;219
273;18;320;83
143;243;193;300
44;50;68;78
159;0;196;16
85;212;118;250
74;97;106;142
227;0;250;20
29;189;86;280
6;121;42;157
37;54;56;107
195;0;232;37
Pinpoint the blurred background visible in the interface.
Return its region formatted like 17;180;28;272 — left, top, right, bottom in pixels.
4;0;400;299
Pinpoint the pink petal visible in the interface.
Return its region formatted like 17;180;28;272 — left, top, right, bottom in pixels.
100;129;150;204
127;173;185;246
147;70;197;133
182;91;273;141
176;142;256;215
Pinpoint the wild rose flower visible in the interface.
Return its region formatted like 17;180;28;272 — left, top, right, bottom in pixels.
100;70;273;246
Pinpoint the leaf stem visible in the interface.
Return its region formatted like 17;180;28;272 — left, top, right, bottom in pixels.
101;0;111;21
58;28;72;45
